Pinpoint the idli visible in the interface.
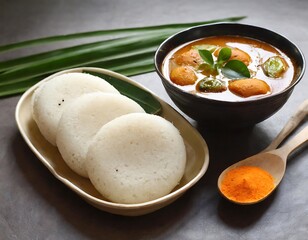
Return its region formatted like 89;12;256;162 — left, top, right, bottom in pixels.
56;92;145;178
32;72;119;146
86;113;187;204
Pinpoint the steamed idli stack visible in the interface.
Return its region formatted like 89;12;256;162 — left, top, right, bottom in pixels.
31;71;187;205
86;113;187;204
32;72;119;145
56;92;145;178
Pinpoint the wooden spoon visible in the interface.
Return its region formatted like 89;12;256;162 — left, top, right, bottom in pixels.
217;100;308;204
263;99;308;151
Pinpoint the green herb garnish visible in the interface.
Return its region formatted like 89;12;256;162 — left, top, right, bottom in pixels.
197;47;250;79
216;47;232;66
197;49;218;76
198;49;214;66
221;60;251;79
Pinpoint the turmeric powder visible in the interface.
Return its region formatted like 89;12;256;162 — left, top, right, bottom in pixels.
220;165;275;203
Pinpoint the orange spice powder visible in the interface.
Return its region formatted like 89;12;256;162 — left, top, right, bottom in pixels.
220;165;275;203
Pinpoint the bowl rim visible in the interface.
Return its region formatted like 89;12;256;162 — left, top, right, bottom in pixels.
154;22;306;105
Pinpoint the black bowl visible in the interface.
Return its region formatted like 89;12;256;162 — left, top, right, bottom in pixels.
154;23;305;127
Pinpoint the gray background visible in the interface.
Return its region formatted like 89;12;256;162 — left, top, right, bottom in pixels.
1;0;307;239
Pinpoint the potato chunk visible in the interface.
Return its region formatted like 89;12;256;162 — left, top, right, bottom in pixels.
170;66;197;86
215;47;251;66
228;78;270;98
174;49;203;68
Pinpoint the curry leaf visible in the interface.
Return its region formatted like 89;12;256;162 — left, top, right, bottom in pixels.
221;60;250;79
198;63;218;76
217;47;231;65
198;49;214;66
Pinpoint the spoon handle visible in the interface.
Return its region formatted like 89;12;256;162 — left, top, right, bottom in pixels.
275;125;308;160
264;99;308;151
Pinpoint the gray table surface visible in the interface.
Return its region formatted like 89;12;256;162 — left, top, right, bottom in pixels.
1;0;308;239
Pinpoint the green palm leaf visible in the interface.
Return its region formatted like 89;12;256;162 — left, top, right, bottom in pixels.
0;16;246;98
0;16;245;53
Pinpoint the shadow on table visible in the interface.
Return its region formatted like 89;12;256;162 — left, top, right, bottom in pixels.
217;192;276;228
195;122;272;190
196;122;276;228
12;131;197;240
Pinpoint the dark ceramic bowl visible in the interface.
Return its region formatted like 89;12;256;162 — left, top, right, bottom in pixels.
154;23;305;127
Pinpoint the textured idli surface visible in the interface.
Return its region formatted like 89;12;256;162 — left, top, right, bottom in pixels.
86;113;187;204
56;92;145;178
32;72;119;145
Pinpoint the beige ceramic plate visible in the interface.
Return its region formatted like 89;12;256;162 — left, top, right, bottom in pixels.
15;67;209;216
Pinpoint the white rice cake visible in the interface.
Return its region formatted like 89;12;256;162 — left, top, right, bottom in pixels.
86;113;187;204
32;72;119;146
56;92;145;178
